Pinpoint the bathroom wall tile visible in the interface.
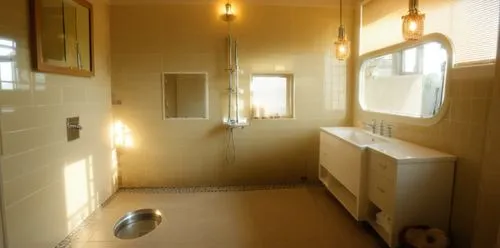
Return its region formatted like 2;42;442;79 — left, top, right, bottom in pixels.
470;99;490;126
34;87;63;106
63;87;88;104
0;91;33;107
0;0;116;248
4;180;68;248
111;3;352;188
1;107;38;132
111;53;163;75
473;79;494;98
2;129;41;156
472;40;500;247
86;86;110;104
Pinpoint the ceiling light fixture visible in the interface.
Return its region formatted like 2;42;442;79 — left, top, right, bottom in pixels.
222;2;236;22
335;0;350;61
402;0;425;41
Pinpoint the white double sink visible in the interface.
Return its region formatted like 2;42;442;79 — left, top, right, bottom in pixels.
321;127;454;162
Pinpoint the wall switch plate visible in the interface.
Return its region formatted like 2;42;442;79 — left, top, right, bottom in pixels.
66;117;81;142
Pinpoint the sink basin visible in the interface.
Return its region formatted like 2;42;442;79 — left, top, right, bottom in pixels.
321;127;456;162
321;127;387;148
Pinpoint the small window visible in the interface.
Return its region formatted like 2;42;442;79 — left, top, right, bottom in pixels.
402;47;418;74
250;74;294;119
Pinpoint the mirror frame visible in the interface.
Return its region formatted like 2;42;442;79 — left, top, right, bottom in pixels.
30;0;94;77
161;72;210;120
357;33;454;126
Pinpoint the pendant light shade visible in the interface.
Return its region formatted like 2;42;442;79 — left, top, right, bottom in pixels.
222;2;236;22
335;0;350;60
335;25;350;60
402;0;425;41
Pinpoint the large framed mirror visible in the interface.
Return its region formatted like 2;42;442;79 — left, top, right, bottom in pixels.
358;33;453;123
31;0;94;77
162;73;209;119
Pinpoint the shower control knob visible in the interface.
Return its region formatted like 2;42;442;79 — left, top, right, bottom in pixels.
67;124;83;130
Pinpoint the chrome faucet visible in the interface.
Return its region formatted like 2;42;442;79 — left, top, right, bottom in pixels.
379;120;394;138
379;120;385;136
364;119;377;134
387;124;393;138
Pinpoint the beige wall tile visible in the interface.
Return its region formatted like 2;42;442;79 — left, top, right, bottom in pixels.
472;33;500;248
111;3;352;187
0;0;116;248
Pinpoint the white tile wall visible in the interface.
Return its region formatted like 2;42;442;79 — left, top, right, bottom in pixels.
110;4;353;187
0;0;116;248
472;34;500;248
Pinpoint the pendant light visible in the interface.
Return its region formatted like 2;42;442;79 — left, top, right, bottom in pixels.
335;0;350;61
222;2;236;22
402;0;425;41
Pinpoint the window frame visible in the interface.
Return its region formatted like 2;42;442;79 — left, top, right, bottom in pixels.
399;46;424;75
357;33;454;126
250;73;295;119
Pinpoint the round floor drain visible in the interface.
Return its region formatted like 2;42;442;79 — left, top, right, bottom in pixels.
113;209;163;240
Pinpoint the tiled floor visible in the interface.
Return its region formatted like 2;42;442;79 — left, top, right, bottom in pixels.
67;186;383;248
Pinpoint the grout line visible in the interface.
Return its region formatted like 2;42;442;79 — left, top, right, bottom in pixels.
119;182;322;194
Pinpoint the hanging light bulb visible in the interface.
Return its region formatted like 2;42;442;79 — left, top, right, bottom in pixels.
335;25;350;61
335;0;350;61
222;2;236;22
402;0;425;41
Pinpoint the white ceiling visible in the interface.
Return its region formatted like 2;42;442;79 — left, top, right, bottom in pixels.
109;0;359;7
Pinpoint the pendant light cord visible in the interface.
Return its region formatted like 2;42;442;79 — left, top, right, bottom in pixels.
340;0;343;26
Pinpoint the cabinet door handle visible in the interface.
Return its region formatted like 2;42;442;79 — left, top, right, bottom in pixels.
377;186;386;193
378;163;387;170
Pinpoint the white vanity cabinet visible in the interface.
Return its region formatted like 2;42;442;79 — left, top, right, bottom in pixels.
319;130;367;221
318;127;456;248
366;148;455;247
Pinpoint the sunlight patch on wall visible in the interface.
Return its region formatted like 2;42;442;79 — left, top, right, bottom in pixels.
64;159;90;231
113;120;133;148
111;148;119;187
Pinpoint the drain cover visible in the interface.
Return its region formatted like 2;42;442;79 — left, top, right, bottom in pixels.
113;209;163;240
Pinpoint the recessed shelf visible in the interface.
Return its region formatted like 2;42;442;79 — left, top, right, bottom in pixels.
366;202;392;245
319;165;357;219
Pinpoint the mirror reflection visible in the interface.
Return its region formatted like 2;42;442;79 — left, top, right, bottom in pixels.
35;0;93;76
163;73;208;119
0;38;17;91
359;41;448;118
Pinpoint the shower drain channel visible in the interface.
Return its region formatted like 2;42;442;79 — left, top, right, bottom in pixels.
113;209;163;240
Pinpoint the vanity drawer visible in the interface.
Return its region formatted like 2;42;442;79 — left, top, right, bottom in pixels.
368;169;395;213
320;132;337;148
369;151;397;180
